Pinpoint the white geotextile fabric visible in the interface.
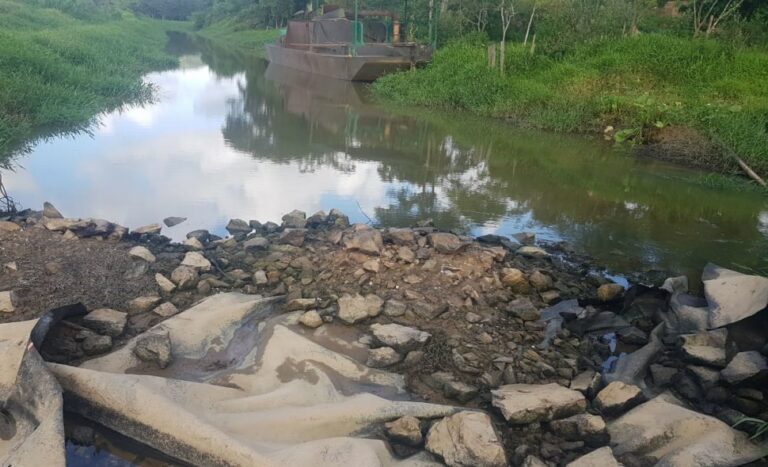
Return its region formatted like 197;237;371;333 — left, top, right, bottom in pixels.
1;293;457;466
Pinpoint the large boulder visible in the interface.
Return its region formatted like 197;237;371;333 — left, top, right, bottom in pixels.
281;210;307;228
43;201;63;219
337;294;383;324
721;351;768;384
81;309;127;337
491;383;586;424
369;323;431;353
226;218;251;235
425;411;507;467
342;229;383;255
703;263;768;328
608;396;764;466
565;447;620;467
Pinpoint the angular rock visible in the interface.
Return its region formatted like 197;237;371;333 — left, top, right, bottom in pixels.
305;210;328;227
522;456;548;467
0;291;15;313
679;329;727;368
81;308;127;337
425;411;507;467
343;230;383;255
278;229;306;247
128;246;156;263
649;364;677;387
565;447;619;467
570;370;601;397
384;416;422;446
366;347;401;368
411;301;448;320
501;268;530;294
721;351;768;384
513;232;535;245
425;372;479;403
507;298;539;321
328;209;350;228
0;221;20;233
43;201;63;219
703;263;768;328
491;383;586;424
597;283;625;302
153;302;179;318
183;237;204;250
163;216;186;227
594;381;645;417
428;233;466;254
529;270;553;291
281;209;307;228
243;236;269;251
127;296;162;314
186;229;210;242
82;335;112;355
155;273;176;293
225;218;251;235
362;259;380;273
383;299;407;317
550;414;608;445
617;326;648;346
134;223;162;235
133;329;172;369
171;266;198;290
284;298;317;312
181;252;211;271
337;293;383;324
298;310;323;328
517;246;549;258
253;270;268;285
387;228;416;245
397;246;416;263
370;323;431;352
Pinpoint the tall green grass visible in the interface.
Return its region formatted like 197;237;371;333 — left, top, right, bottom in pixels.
0;0;178;158
373;35;768;176
195;21;280;52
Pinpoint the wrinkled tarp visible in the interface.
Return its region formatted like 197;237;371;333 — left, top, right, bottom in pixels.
1;293;457;466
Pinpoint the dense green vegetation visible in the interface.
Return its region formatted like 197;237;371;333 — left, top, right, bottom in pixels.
195;21;279;50
0;0;179;157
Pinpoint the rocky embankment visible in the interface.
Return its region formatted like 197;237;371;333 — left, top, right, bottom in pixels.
0;204;767;466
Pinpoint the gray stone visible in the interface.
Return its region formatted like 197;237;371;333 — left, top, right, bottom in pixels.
171;266;198;290
128;246;156;263
134;223;162;235
569;370;602;397
550;414;608;445
81;308;127;337
226;218;251;235
425;411;507;467
127;296;162;314
133;329;172;369
343;229;383;255
337;294;383;324
687;365;721;388
82;335;112;355
383;299;407;317
306;210;328;227
661;275;689;293
0;221;20;233
181;252;211;271
721;351;768;384
617;326;648;345
594;381;645;417
522;456;548;467
513;232;535;245
0;291;15;313
492;383;586;424
649;364;677;386
152;302;179;318
163;216;186;227
43;201;63;219
387;228;416;245
366;347;401;368
278;229;306;247
155;273;176;293
397;246;416;263
426;372;479;403
384;416;422;446
565;447;619;467
253;270;268;285
507;298;539;321
281;210;307;228
298;310;323;328
370;323;431;352
703;263;768;328
328;209;349;228
183;237;204;250
517;246;549;258
284;298;317;312
679;329;727;368
411;301;448;320
243;236;269;251
428;232;466;254
186;229;210;242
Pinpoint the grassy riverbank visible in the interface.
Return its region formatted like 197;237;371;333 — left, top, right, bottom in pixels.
0;0;178;158
373;36;768;178
194;21;279;51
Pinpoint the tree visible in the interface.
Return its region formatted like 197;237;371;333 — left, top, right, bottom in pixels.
692;0;746;37
498;0;515;74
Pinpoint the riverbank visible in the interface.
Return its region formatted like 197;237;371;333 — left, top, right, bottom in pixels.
0;1;179;159
194;21;279;52
1;204;766;464
372;36;768;183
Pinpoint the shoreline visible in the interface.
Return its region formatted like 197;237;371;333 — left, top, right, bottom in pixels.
1;203;767;464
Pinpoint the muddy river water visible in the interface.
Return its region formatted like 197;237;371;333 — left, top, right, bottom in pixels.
4;32;768;282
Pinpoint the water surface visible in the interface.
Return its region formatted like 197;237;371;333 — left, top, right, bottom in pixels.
4;33;768;281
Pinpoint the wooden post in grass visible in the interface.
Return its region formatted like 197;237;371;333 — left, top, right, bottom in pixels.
488;44;496;68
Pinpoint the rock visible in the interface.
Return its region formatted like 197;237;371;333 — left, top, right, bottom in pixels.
370;323;431;352
597;283;625;302
343;230;383;255
278;229;306;247
513;232;535;245
281;209;307;228
507;298;539;321
0;221;20;233
43;201;63;218
0;291;16;313
411;301;448;320
491;383;586;424
171;266;198;290
687;364;720;388
181;252;211;271
517;246;549;258
425;411;507;467
529;270;553;291
284;298;317;312
127;296;162;314
128;246;156;263
425;372;479;403
183;237;204;250
298;310;323;328
328;209;350;228
134;223;162;235
679;328;727;368
133;329;172;369
42;218;80;232
570;370;602;397
550;414;608;445
337;293;383;324
703;263;768;328
565;447;619;467
649;364;677;387
522;456;548;467
387;228;416;245
594;381;645;417
383;299;407;317
362;259;380;273
397;246;415;263
367;347;401;368
152;302;179;318
163;216;186;227
427;233;466;254
305;210;328;227
617;326;648;345
263;221;279;233
540;290;561;304
661;275;688;293
186;229;210;242
721;351;768;384
44;262;63;275
243;236;269;251
155;273;176;293
501;268;530;294
82;335;112;355
81;308;127;337
225;218;251;235
384;416;422;446
253;270;268;285
609;396;765;465
3;262;17;273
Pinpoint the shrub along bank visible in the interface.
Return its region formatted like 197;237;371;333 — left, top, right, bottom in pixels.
0;0;179;159
372;35;768;179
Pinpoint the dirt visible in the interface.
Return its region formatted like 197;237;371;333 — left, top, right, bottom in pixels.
636;125;738;174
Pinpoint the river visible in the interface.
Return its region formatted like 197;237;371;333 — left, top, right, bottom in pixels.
4;32;768;284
